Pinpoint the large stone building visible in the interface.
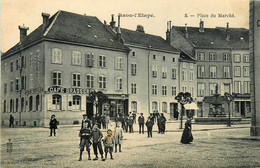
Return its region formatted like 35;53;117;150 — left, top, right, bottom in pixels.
249;0;260;136
169;20;250;118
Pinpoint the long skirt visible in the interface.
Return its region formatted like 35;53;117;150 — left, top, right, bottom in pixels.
180;128;193;144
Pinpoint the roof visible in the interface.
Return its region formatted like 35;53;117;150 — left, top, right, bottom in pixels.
180;49;196;62
120;28;179;53
174;26;249;49
2;11;128;58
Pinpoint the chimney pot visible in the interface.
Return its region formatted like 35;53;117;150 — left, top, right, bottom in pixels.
136;25;145;33
226;22;230;41
199;19;204;32
18;25;29;43
110;14;116;28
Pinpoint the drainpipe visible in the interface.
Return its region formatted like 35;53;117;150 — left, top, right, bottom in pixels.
230;47;234;117
148;46;151;115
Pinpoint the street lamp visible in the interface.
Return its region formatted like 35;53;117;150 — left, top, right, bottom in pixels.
175;92;193;129
224;92;234;127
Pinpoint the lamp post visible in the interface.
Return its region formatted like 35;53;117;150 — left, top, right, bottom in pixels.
224;92;234;127
175;92;193;129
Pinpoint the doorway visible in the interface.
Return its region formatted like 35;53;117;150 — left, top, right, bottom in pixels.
86;102;93;119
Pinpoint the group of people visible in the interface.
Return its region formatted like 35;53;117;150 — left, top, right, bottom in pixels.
78;115;123;161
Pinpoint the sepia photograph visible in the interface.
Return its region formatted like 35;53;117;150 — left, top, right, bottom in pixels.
1;0;260;167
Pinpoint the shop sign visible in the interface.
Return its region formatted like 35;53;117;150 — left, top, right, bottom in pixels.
25;88;44;95
48;87;94;95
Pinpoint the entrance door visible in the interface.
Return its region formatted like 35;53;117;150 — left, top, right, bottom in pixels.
170;103;178;119
170;103;174;119
86;102;93;119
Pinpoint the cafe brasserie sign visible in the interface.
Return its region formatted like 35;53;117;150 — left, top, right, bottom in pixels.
48;87;94;94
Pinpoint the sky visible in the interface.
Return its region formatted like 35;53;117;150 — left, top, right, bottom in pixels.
1;0;249;53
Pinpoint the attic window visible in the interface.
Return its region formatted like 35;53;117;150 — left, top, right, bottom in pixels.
211;42;214;45
94;35;97;38
87;25;91;28
240;37;244;40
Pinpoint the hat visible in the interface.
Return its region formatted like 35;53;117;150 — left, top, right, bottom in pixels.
141;113;143;115
51;114;55;117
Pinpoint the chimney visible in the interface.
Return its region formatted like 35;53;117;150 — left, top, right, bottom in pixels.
42;13;50;29
136;25;145;33
18;25;29;43
110;14;116;29
226;22;230;41
166;21;171;44
199;19;204;32
185;23;188;39
117;15;122;41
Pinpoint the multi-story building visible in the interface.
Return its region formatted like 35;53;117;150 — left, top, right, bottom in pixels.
169;20;250;118
105;16;181;119
1;11;130;127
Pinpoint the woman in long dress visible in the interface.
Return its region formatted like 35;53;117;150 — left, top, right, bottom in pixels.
181;117;193;144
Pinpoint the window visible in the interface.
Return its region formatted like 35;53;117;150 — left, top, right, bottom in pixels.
115;57;123;70
162;86;167;96
152;84;157;95
209;83;217;95
197;52;204;61
51;48;62;63
172;68;176;79
152;65;157;77
162;67;167;78
16;98;19;112
244;81;250;94
243;54;249;63
16;59;19;70
172;86;176;96
182;86;187;92
198;83;205;97
131;83;137;94
115;77;123;91
234;81;241;93
224;53;230;61
182;71;187;81
210;66;217;78
153;54;156;60
72;73;81;87
224;66;230;78
152;102;158;113
190;87;194;97
10;81;13;92
234;67;241;77
162;102;167;113
21;76;25;90
4;100;7;112
86;74;94;88
72;51;82;65
21;55;26;69
53;94;61;110
15;79;19;91
131;101;137;113
36;95;40;111
98;55;106;68
10;99;13;112
182;62;186;68
10;61;13;72
29;74;34;89
29;96;33;111
73;95;81;110
189;71;194;81
209;53;216;61
4;83;7;94
234;54;241;63
85;53;94;67
189;63;193;69
21;98;24;112
224;84;230;93
197;65;205;78
53;71;62;86
30;52;33;66
98;76;107;89
131;63;137;75
243;66;250;77
162;56;166;61
132;51;136;57
172;57;176;62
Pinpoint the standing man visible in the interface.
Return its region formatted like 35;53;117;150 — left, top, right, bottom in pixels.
138;113;145;134
160;113;167;134
49;114;58;136
9;115;14;128
157;114;161;133
128;116;134;133
146;113;154;138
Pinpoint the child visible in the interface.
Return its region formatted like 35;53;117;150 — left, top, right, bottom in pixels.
103;129;114;160
79;115;92;147
114;122;123;152
91;123;105;161
78;122;92;161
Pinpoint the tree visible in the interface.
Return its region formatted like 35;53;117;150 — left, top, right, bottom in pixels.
88;90;108;116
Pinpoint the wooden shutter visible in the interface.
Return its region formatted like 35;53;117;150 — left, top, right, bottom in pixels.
81;96;86;111
47;94;52;110
62;95;67;110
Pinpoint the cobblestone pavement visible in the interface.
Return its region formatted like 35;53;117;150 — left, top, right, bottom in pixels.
1;123;260;168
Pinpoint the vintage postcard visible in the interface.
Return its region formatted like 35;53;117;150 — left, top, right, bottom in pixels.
1;0;260;167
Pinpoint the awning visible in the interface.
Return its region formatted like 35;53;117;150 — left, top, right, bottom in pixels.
184;102;199;110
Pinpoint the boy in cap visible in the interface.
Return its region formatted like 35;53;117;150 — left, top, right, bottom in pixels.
78;121;92;161
91;123;105;161
103;129;114;160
